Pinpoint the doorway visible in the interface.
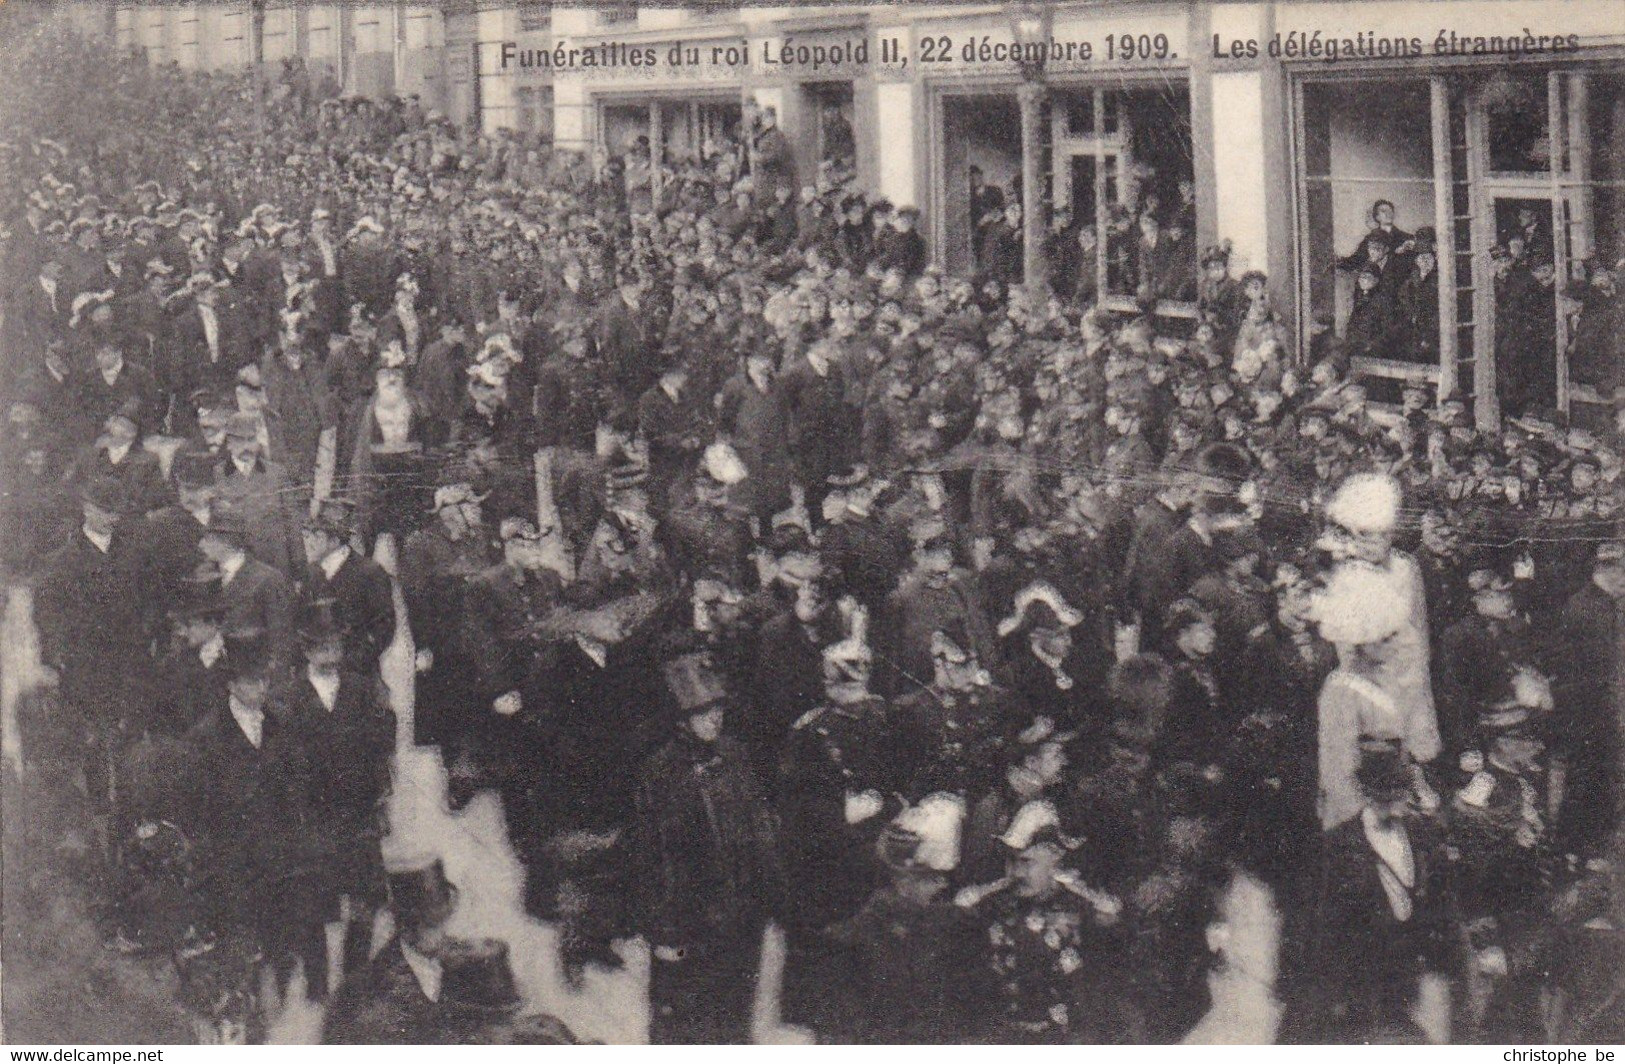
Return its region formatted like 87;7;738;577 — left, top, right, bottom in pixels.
1490;197;1560;417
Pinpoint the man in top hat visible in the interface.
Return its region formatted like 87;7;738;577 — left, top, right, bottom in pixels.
34;475;153;809
181;634;317;978
198;506;295;672
140;447;218;617
1312;744;1454;1041
300;499;396;677
629;650;783;1044
323;855;457;1043
1549;542;1625;857
142;573;232;741
276;600;396;999
213;410;301;576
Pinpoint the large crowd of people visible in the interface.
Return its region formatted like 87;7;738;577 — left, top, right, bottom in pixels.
2;16;1622;1046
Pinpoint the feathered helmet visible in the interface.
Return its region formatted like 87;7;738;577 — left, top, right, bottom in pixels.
1309;561;1409;647
1324;471;1402;536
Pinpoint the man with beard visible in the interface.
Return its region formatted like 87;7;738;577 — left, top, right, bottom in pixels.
892;624;1019;802
878;519;997;699
629;651;783;1044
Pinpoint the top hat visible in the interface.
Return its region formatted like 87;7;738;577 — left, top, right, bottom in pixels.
438;938;521;1014
1355;741;1412;805
663;652;727;713
296;596;346;648
305;498;357;537
201;507;253;545
172;448;218;490
386;855;460;933
78;475;128;515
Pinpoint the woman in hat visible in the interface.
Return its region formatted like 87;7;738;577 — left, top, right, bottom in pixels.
1307;744;1455;1041
629;651;783;1043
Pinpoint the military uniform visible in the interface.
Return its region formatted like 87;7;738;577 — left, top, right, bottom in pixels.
980;884;1134;1042
777;695;907;929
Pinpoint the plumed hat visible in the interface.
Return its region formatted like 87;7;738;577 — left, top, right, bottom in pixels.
1325;472;1402;535
701;441;748;486
997;580;1085;638
999;798;1078;852
895;793;964;872
1309;561;1409;647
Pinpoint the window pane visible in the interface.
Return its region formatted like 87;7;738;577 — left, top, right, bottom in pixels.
1299;79;1439;367
1483;71;1550;174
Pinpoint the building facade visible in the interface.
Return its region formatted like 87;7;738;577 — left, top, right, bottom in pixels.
92;1;1625;426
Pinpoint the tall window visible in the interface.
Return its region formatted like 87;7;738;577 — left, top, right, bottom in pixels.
940;83;1195;312
1297;68;1619;423
1299;78;1441;401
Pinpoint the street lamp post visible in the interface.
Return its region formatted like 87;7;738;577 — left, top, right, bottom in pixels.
1008;3;1053;302
251;0;266;137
